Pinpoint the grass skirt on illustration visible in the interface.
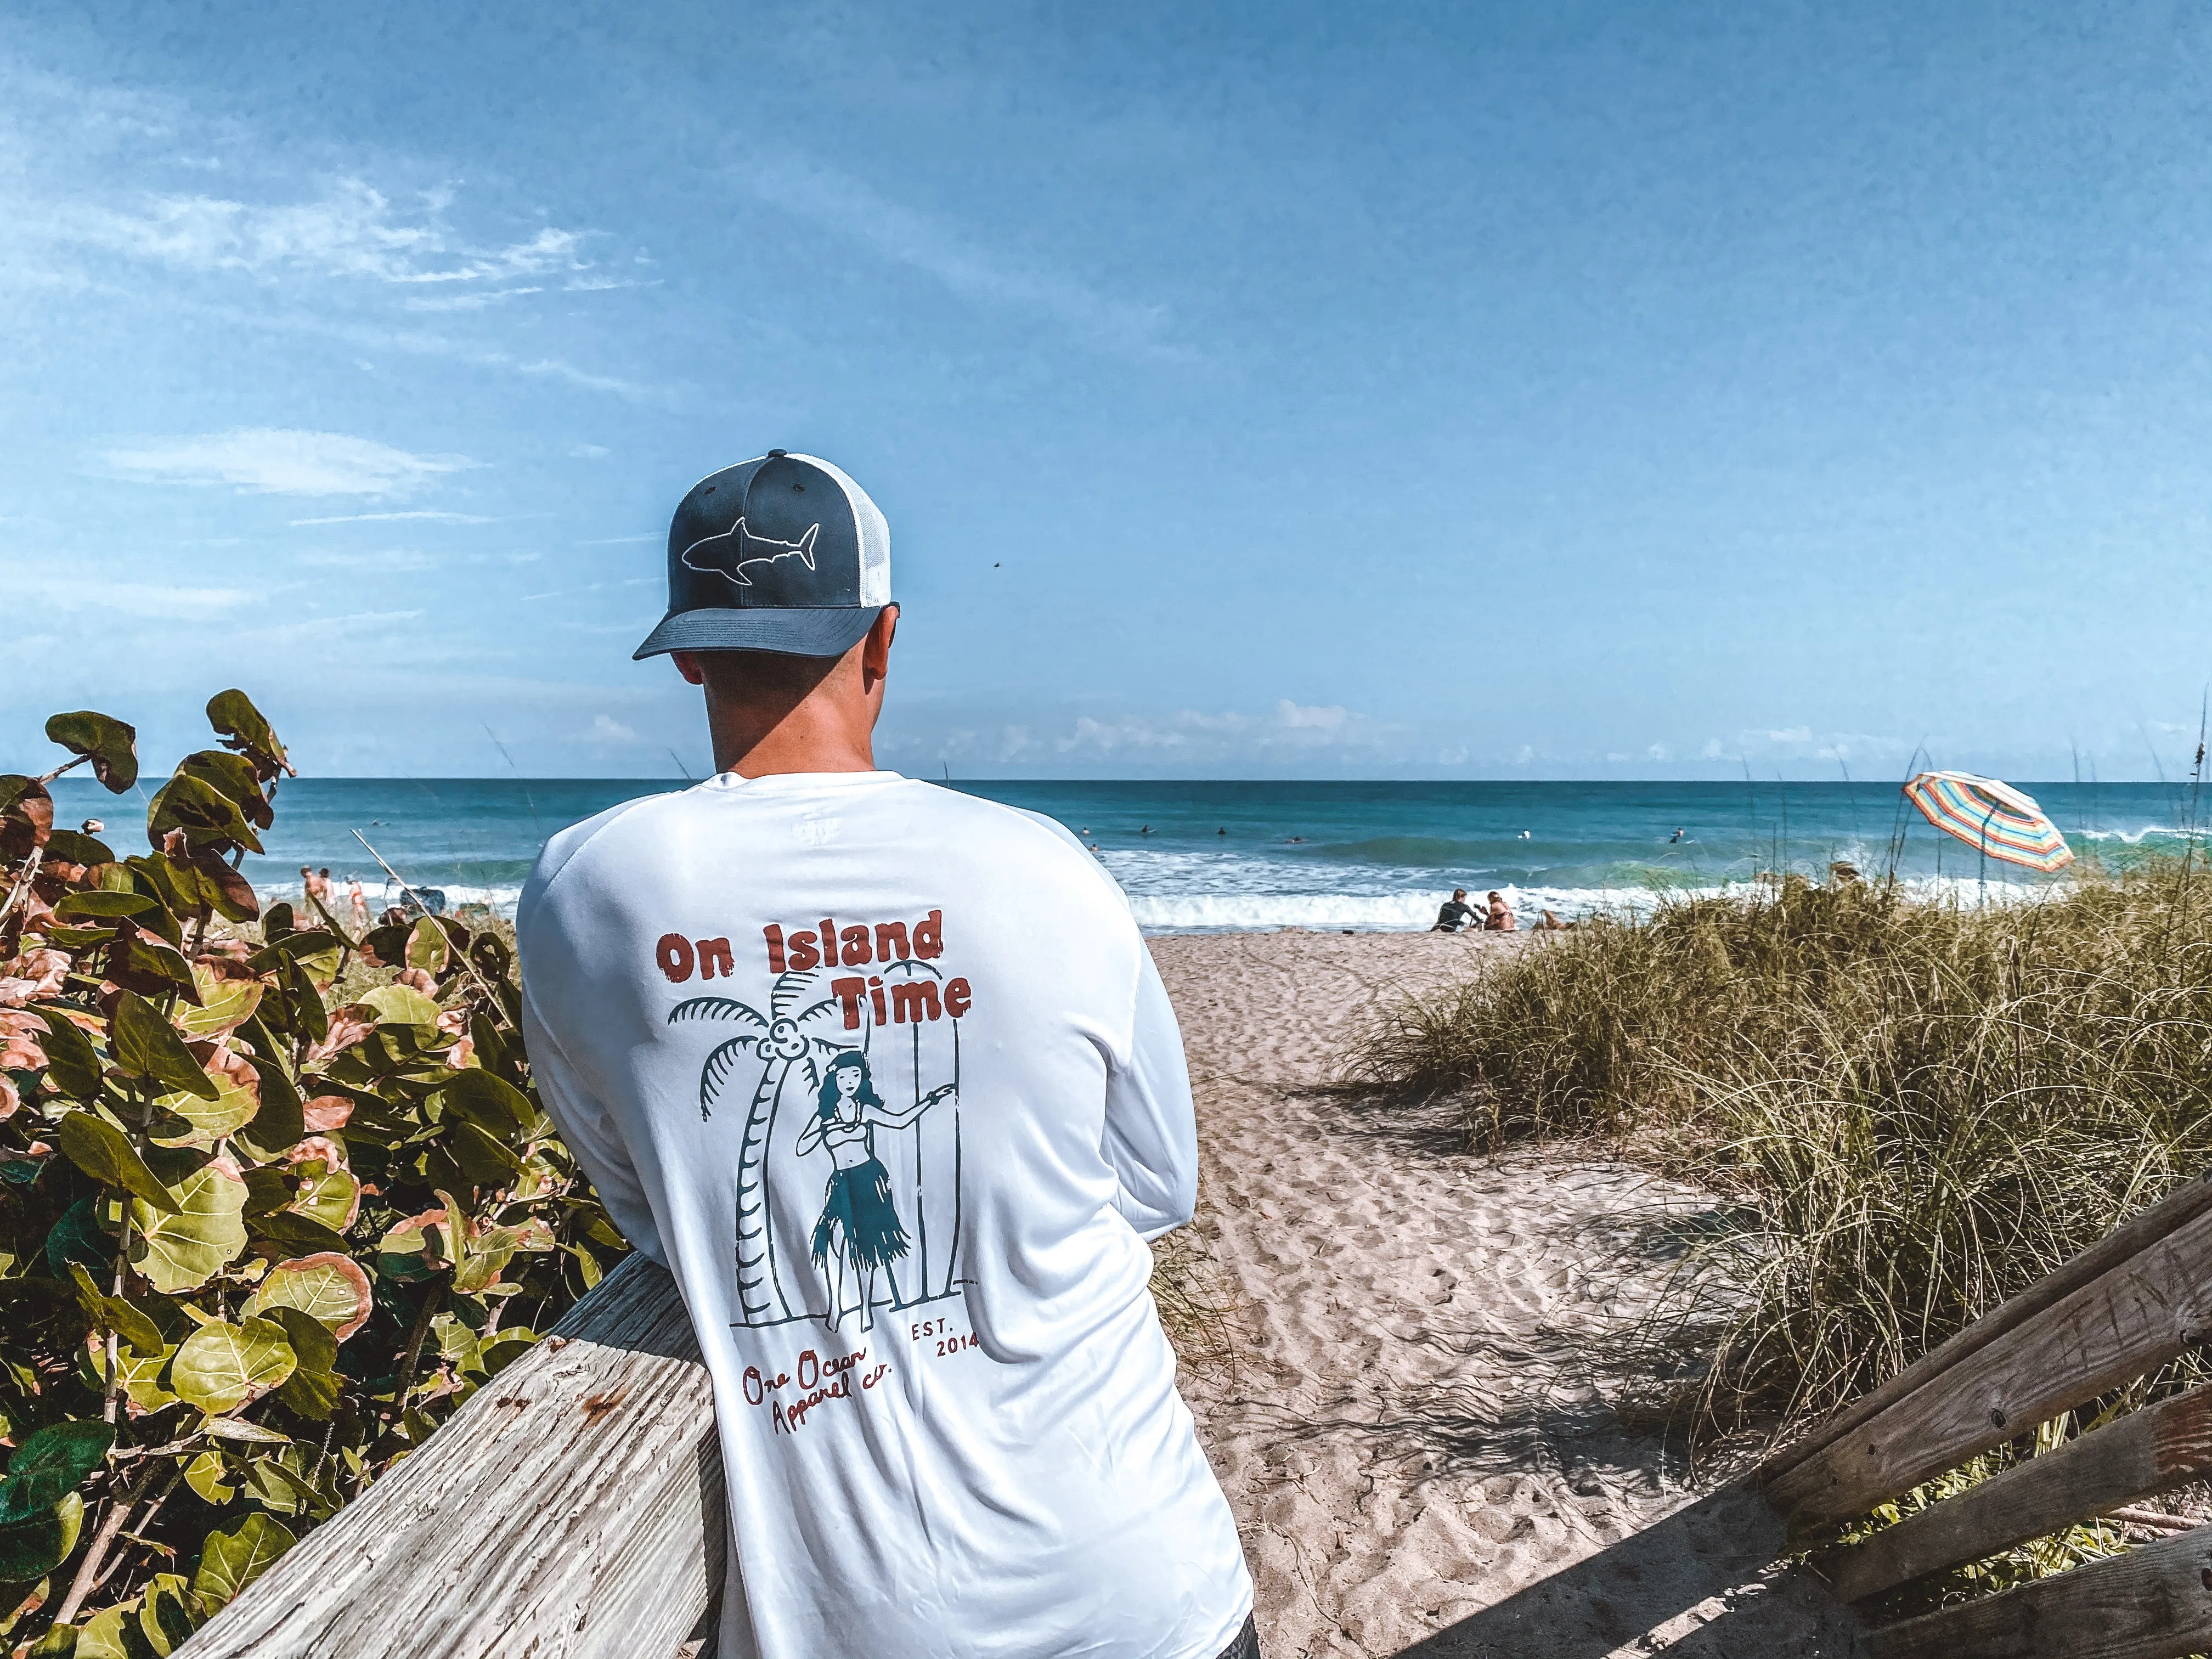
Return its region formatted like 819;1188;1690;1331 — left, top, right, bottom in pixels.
812;1158;911;1272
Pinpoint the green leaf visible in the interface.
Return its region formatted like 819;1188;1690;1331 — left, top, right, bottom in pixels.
129;1161;249;1293
404;917;449;974
174;751;261;814
32;1011;101;1101
182;1451;233;1506
44;827;114;866
53;1112;180;1215
115;1339;180;1413
43;711;138;793
0;1492;83;1585
189;1513;294;1618
139;1572;195;1656
229;1023;303;1163
358;984;441;1029
242;1252;373;1340
249;1211;348;1260
447;1122;522;1190
478;1329;540;1378
108;931;198;1002
150;1063;259;1141
171;1318;296;1415
375;1209;450;1283
112;995;219;1100
65;1265;166;1357
75;1606;131;1659
264;1308;341;1420
438;1069;535;1136
52;891;154;919
174;968;264;1041
0;1420;114;1521
145;773;261;857
43;1197;111;1278
204;690;286;777
287;1165;358;1231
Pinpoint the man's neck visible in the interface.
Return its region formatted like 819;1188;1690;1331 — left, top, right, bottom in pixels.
709;706;877;778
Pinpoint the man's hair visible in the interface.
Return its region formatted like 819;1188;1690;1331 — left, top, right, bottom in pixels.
695;648;841;706
1452;888;1467;898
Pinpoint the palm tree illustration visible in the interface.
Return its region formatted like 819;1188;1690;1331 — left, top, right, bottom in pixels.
669;970;849;1324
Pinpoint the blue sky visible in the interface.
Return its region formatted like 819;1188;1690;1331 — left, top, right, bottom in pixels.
4;1;2211;781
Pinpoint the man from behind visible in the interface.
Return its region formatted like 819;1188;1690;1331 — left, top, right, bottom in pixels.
517;452;1255;1659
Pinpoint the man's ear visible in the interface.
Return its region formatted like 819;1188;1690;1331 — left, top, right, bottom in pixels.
671;649;706;686
861;606;899;684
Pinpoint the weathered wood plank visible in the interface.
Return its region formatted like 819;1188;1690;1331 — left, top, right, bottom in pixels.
1757;1172;2212;1492
1825;1383;2212;1602
178;1255;724;1659
1865;1522;2212;1659
1768;1201;2212;1527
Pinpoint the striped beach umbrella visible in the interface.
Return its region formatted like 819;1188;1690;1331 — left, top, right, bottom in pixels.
1902;771;2074;873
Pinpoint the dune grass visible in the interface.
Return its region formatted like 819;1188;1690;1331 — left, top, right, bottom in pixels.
1356;859;2212;1442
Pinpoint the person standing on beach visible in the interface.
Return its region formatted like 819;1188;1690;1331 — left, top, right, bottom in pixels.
516;451;1255;1659
347;875;370;930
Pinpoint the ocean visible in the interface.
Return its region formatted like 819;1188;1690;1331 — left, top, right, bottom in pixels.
49;776;2206;934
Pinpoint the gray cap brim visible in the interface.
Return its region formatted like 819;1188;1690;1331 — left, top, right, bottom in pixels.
632;606;884;661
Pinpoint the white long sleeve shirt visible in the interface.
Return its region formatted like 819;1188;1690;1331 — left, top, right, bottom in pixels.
516;771;1251;1659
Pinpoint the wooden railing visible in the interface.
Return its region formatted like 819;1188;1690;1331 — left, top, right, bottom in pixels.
182;1176;2212;1657
177;1255;724;1659
1759;1171;2212;1658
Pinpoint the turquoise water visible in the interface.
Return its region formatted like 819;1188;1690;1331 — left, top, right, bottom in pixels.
50;776;2204;933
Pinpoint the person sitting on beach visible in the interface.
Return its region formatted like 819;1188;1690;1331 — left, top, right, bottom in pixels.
516;450;1255;1659
1485;890;1518;932
1432;888;1480;932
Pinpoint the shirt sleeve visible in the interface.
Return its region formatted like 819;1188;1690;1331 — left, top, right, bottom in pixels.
1102;946;1200;1242
521;984;668;1267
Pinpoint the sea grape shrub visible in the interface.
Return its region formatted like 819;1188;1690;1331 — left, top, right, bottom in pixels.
0;695;628;1656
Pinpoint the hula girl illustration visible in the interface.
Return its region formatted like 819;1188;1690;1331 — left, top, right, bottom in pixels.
796;1050;955;1331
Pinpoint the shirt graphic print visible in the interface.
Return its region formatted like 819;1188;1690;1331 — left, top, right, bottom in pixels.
660;912;968;1335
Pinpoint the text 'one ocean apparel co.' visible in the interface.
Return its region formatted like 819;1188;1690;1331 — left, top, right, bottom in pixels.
516;771;1254;1659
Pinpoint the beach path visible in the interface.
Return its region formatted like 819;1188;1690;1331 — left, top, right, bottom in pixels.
1149;932;1860;1659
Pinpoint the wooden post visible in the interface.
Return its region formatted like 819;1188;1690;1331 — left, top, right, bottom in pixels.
178;1255;724;1659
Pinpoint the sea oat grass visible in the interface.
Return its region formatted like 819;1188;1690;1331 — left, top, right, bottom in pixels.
1356;860;2212;1441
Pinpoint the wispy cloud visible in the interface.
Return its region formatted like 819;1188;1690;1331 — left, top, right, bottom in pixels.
49;177;593;287
15;572;255;618
100;428;481;496
742;155;1183;361
401;286;545;312
0;63;656;401
289;509;493;526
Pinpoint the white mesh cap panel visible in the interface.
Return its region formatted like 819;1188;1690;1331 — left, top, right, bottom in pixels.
798;453;891;606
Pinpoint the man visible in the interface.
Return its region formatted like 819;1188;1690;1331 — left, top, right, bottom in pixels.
517;452;1255;1659
1432;888;1479;932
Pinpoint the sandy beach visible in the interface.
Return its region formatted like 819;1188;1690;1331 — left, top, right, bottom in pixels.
1149;930;1863;1659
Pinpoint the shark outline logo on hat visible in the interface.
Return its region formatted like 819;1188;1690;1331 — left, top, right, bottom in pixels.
681;519;821;589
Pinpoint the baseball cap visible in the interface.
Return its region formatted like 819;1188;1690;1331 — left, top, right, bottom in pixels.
632;450;891;660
